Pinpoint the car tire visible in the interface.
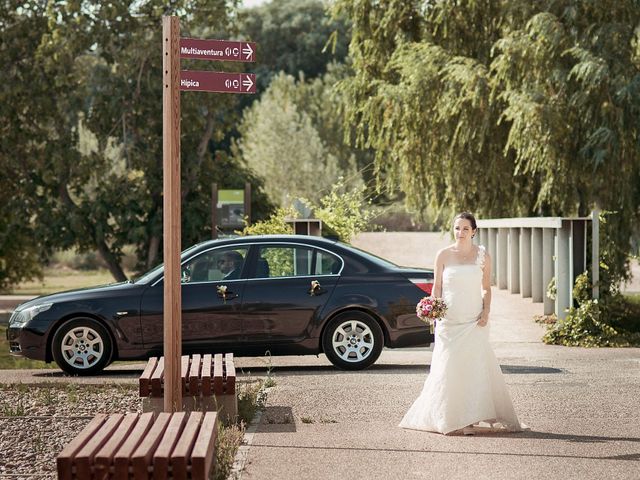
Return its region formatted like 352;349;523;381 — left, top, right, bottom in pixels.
52;318;113;375
322;311;384;370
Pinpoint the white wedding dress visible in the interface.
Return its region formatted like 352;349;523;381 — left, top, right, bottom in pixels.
399;246;524;434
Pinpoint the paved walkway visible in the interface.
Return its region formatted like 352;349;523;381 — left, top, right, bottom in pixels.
235;288;640;480
1;287;639;480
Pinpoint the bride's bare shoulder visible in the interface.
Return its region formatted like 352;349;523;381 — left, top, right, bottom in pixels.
435;246;454;262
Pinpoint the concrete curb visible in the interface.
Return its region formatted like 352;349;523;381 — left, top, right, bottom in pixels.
232;409;264;479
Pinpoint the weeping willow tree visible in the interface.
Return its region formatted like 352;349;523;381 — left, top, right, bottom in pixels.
335;1;640;220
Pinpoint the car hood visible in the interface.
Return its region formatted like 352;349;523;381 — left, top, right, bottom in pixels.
13;281;139;311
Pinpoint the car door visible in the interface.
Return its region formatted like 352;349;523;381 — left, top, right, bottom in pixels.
139;246;249;352
240;244;342;345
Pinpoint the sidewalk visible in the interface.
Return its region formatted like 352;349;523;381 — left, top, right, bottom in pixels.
235;289;640;480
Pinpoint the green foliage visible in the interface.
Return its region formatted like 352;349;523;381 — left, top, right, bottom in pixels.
239;207;296;236
214;424;244;480
234;71;362;206
306;178;374;242
546;276;557;301
542;213;640;346
237;380;267;425
543;298;640;347
239;0;350;92
0;0;283;287
334;0;640;235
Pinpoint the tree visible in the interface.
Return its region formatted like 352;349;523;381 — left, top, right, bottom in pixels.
0;0;277;288
0;1;63;288
335;0;640;275
234;71;362;206
239;0;350;92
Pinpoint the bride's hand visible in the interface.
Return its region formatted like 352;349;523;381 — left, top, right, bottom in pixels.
477;313;489;327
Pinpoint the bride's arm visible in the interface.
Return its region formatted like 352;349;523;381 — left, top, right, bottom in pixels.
478;252;492;327
431;249;445;298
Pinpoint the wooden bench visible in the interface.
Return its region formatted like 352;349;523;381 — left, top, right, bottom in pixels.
57;411;217;480
139;353;237;424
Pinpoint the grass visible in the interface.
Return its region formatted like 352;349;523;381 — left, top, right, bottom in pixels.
8;267;121;296
215;424;245;480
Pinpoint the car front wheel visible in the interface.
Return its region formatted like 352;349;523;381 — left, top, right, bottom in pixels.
52;318;113;375
322;311;384;370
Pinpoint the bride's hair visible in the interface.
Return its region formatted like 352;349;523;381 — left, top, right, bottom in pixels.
454;212;477;230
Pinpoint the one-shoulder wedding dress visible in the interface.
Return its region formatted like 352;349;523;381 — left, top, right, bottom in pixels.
399;246;524;434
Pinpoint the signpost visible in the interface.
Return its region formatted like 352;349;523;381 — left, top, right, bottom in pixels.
162;16;256;412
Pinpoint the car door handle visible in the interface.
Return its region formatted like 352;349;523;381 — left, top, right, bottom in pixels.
309;280;325;296
216;285;238;301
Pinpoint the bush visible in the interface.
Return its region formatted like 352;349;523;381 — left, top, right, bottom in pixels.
541;212;640;347
238;207;296;236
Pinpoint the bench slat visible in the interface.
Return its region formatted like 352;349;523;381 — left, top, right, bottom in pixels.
74;414;125;479
113;412;155;479
152;411;187;480
188;354;202;396
131;412;171;480
224;354;236;395
181;355;190;395
56;414;107;480
170;412;203;480
201;354;213;396
190;412;218;480
213;354;223;395
151;357;164;397
94;413;139;480
140;357;159;397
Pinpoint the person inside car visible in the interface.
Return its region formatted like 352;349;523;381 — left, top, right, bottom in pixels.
219;251;244;280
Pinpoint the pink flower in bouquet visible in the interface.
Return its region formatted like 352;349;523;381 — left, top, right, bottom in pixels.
416;296;447;334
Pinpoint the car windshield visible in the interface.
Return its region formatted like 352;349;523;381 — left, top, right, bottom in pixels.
133;243;203;284
337;241;398;268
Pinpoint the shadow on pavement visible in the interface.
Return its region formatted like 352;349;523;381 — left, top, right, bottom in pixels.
26;363;564;378
32;368;143;378
260;406;297;432
249;437;640;461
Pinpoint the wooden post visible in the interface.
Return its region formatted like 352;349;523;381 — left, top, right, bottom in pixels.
163;16;182;413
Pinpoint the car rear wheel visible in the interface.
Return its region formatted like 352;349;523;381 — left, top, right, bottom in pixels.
52;318;113;375
322;311;384;370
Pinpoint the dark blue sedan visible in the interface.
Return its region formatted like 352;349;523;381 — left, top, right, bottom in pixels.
7;235;434;375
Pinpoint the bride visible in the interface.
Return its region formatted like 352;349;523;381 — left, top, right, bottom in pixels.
399;212;525;435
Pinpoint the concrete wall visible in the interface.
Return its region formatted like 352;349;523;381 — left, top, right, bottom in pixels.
351;232;452;269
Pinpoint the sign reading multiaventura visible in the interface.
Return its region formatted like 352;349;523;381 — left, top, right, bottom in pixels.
180;38;255;63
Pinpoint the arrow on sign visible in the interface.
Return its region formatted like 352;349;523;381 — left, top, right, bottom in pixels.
242;75;254;91
242;43;254;61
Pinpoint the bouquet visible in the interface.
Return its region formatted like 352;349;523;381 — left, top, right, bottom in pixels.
416;297;447;334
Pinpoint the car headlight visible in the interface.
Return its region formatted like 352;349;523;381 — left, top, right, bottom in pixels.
9;303;53;327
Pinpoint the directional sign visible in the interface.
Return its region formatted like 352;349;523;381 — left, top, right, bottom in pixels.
180;71;256;94
180;38;255;62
